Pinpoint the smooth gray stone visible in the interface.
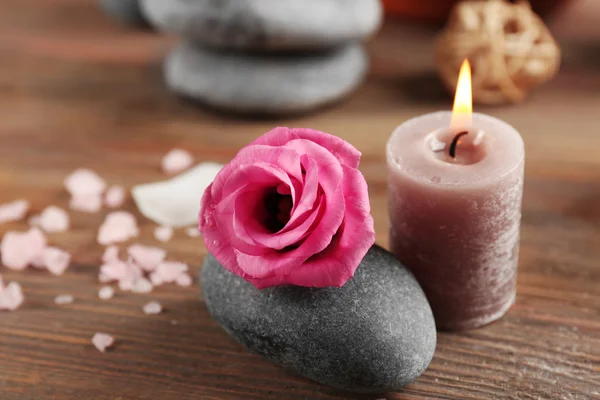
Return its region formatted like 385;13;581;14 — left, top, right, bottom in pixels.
201;245;437;393
100;0;146;26
165;42;368;115
141;0;382;51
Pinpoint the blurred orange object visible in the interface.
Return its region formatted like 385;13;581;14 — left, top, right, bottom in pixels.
382;0;571;22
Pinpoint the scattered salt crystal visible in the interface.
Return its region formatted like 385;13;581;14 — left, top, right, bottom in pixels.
102;245;120;263
31;255;46;269
54;294;74;305
97;211;139;245
150;272;164;287
98;286;115;300
39;206;69;233
104;185;126;208
0;200;29;224
100;260;128;282
131;278;153;294
127;244;166;272
117;260;143;291
161;149;193;175
28;214;41;226
185;226;201;238
175;273;192;287
0;282;24;311
98;273;112;283
170;319;178;326
70;194;102;213
118;278;133;291
91;332;114;352
42;247;71;276
154;226;173;242
65;169;106;197
143;301;162;315
154;261;189;284
0;228;46;270
1;237;34;270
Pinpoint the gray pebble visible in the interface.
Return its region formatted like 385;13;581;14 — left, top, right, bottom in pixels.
165;42;368;115
201;245;437;393
100;0;146;26
141;0;382;51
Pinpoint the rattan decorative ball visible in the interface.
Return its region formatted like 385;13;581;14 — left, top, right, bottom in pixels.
436;0;561;105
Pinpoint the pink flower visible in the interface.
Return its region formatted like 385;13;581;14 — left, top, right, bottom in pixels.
199;127;375;289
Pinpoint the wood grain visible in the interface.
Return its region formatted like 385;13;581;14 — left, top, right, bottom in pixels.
0;1;598;399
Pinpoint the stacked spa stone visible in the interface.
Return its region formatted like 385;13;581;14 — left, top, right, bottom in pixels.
100;0;147;26
140;0;383;115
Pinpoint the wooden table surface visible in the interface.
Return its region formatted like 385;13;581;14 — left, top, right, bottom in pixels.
0;1;598;399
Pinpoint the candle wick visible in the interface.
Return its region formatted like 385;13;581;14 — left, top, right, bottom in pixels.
449;131;469;158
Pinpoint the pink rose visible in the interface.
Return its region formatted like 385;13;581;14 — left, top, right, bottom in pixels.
199;127;375;289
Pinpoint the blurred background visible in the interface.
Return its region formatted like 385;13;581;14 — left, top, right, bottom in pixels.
0;1;599;399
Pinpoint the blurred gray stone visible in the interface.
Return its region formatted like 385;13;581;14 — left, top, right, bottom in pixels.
165;42;368;115
100;0;146;26
200;245;437;393
141;0;382;51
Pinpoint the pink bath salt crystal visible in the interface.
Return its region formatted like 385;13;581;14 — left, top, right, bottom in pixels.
161;149;193;175
0;282;24;311
127;244;166;272
39;206;69;233
100;260;128;282
92;332;114;353
98;273;112;283
70;194;103;213
1;233;31;270
175;273;192;287
143;301;162;315
154;226;173;243
154;261;189;284
185;226;201;238
118;279;133;291
0;228;46;270
97;211;139;245
131;278;153;294
54;294;74;305
31;255;46;269
42;247;71;276
0;200;29;224
104;185;126;209
102;245;120;263
118;260;144;291
98;286;114;300
65;169;106;197
149;272;164;287
28;214;41;227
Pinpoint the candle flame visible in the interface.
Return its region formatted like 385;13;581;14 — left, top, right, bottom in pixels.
451;59;473;130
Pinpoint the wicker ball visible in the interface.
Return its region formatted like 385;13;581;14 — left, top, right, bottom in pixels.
436;0;561;105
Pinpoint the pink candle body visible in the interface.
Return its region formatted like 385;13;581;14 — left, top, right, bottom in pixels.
386;111;524;331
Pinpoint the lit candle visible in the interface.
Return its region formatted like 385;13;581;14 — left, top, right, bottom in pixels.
386;60;525;331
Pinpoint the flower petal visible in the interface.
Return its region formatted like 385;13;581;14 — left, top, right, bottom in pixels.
236;182;345;279
281;166;375;288
248;191;324;251
209;145;301;202
283;155;319;231
234;140;347;278
213;162;296;255
200;185;249;280
251;127;361;169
